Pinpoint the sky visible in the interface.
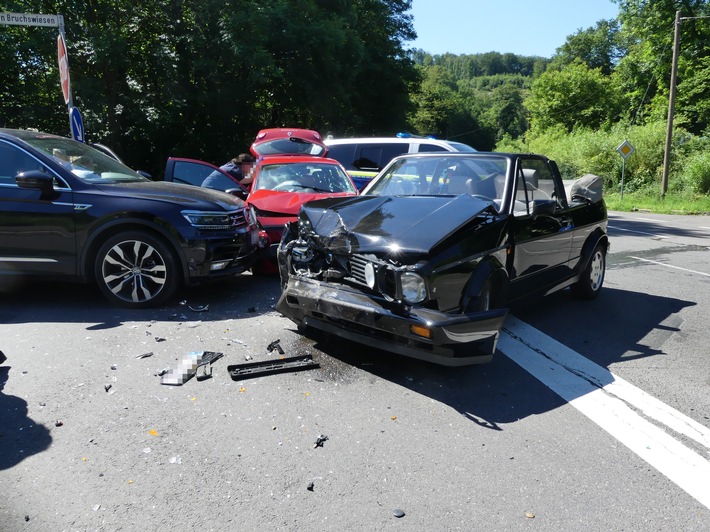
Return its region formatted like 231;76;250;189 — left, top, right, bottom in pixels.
408;0;620;58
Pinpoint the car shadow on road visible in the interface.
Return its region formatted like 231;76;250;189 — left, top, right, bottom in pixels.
0;273;283;329
0;366;53;470
293;285;694;431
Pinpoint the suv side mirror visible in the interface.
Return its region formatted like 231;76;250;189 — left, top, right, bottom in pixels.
225;187;249;201
16;170;57;199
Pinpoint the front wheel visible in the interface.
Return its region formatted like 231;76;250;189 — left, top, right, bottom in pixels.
572;243;606;300
94;231;179;308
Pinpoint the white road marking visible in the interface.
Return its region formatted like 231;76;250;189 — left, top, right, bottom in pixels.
608;225;668;238
499;316;710;510
631;256;710;277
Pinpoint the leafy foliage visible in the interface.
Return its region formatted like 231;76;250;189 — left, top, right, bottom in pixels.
1;0;418;175
2;0;710;198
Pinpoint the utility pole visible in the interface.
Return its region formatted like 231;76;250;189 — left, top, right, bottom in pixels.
661;10;681;198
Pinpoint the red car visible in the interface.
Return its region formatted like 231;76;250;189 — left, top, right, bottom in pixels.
164;128;358;273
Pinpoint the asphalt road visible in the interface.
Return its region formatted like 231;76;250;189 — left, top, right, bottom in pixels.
1;211;709;531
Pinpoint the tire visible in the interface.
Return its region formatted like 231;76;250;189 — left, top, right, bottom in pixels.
572;243;606;300
94;231;179;308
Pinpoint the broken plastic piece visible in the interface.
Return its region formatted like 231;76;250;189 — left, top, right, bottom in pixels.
136;352;154;359
227;355;319;381
161;352;202;385
195;364;212;381
160;351;224;385
307;482;315;491
314;434;328;448
267;339;285;355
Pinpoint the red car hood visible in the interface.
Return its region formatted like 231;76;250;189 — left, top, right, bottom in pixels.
247;189;354;216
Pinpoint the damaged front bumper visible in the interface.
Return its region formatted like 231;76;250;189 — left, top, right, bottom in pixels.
276;275;508;366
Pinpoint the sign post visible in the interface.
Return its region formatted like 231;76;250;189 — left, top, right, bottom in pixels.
57;31;72;107
1;12;82;141
616;140;635;200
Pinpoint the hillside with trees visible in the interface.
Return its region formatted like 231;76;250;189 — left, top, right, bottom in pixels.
2;0;710;197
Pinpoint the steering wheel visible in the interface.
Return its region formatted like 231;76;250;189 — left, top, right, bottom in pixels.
272;180;302;192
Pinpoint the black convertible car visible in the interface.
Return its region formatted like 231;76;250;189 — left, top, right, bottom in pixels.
0;129;260;307
276;152;608;366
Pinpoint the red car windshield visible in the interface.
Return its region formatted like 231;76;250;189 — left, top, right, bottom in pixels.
254;162;356;194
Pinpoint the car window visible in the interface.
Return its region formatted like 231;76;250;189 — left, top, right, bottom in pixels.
417;143;448;153
357;144;409;171
254;162;356;193
172;160;236;189
0;142;55;186
21;136;146;183
326;144;357;170
513;158;565;215
367;155;506;205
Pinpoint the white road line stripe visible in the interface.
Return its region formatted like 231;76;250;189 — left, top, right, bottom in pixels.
499;316;710;510
608;225;668;237
631;256;710;277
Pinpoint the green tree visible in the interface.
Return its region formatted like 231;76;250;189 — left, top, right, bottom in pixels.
551;19;626;75
1;0;419;174
525;62;620;132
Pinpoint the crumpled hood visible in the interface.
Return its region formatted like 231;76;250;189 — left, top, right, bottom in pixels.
94;181;245;211
298;195;492;255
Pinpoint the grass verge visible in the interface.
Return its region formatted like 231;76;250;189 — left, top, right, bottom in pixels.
604;192;710;215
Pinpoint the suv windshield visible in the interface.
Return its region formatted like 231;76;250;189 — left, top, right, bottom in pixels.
24;135;147;183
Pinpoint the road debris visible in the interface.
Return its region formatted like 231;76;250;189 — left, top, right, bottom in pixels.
227;355;319;381
189;304;209;312
393;509;405;518
154;336;167;342
160;351;224;385
314;434;328;448
104;384;112;393
267;339;285;355
135;352;154;359
307;482;315;491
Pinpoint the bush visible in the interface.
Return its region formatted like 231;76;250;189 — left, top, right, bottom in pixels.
496;121;708;195
675;150;710;194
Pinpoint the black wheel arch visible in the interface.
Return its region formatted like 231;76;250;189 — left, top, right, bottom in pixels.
460;254;509;312
80;218;188;284
577;228;609;275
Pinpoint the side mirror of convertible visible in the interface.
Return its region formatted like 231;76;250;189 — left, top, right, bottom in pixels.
531;199;556;216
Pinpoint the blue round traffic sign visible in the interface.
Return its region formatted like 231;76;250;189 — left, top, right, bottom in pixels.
69;106;85;143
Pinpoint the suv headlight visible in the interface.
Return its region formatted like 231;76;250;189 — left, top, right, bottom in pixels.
181;210;234;229
400;272;427;304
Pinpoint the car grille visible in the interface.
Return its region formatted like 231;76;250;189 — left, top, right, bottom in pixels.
229;209;248;229
348;254;370;286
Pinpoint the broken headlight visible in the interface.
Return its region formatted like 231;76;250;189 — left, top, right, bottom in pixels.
400;272;427;304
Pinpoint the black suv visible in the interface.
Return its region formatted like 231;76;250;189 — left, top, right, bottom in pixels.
0;129;260;307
